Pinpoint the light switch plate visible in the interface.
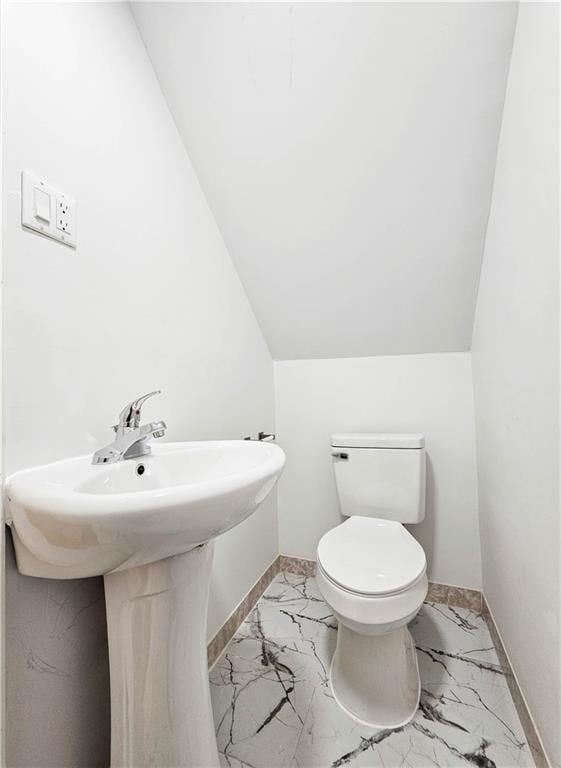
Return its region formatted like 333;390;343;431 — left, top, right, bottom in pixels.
21;171;77;248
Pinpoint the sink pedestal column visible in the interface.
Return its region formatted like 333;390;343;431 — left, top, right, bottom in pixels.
104;543;220;768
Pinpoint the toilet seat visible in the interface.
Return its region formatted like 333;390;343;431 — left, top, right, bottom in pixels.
317;516;426;597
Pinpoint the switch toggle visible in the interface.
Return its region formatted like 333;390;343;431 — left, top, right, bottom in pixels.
34;187;51;223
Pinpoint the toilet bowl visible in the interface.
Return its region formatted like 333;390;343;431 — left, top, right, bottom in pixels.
317;433;427;728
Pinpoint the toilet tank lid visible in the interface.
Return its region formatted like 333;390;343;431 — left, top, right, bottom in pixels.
331;433;425;449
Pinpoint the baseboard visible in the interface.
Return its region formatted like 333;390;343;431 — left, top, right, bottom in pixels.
426;580;483;614
280;555;484;613
206;554;318;666
206;555;485;666
279;554;317;576
482;596;551;768
207;555;281;668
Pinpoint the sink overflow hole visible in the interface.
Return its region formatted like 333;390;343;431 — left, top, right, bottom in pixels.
136;464;146;477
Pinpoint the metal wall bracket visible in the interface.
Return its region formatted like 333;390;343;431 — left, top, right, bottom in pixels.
243;432;276;442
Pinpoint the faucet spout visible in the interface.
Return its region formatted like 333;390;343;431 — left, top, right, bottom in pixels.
92;395;167;465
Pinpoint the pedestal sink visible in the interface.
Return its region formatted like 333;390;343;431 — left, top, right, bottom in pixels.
5;440;285;768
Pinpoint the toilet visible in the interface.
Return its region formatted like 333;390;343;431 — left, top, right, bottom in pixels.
316;433;428;729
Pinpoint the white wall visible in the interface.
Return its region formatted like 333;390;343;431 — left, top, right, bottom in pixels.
4;4;276;766
133;2;517;361
0;0;6;763
275;353;481;589
471;4;560;765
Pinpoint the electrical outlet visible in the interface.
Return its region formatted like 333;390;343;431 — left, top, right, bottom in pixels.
56;198;73;235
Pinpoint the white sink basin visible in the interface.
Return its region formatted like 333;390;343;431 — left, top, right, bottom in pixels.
6;440;285;579
5;439;285;768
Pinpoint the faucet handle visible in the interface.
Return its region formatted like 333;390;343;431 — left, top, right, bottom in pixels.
118;390;161;429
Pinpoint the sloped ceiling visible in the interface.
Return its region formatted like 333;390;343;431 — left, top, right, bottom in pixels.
133;2;517;360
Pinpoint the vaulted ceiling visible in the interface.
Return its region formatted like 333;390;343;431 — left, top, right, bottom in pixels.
133;2;517;360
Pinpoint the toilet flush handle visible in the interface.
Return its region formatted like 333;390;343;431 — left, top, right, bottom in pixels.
332;450;349;460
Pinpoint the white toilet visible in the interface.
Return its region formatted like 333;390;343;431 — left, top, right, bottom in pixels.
316;433;428;729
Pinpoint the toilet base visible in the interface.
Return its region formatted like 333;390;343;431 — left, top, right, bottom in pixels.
330;622;420;729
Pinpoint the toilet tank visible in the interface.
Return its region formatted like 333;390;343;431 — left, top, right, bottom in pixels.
331;433;426;523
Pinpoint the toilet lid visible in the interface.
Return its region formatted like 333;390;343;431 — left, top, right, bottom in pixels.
317;517;426;596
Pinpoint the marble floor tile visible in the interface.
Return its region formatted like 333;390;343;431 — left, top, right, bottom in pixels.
210;631;315;767
413;605;506;691
210;573;534;768
293;684;533;768
240;573;336;643
411;601;497;659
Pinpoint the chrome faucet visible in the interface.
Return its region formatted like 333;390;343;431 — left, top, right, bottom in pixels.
92;391;167;465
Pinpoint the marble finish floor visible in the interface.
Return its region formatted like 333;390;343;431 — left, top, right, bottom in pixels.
209;573;534;768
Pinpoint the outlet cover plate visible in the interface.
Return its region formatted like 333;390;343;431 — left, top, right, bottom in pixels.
21;171;76;248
